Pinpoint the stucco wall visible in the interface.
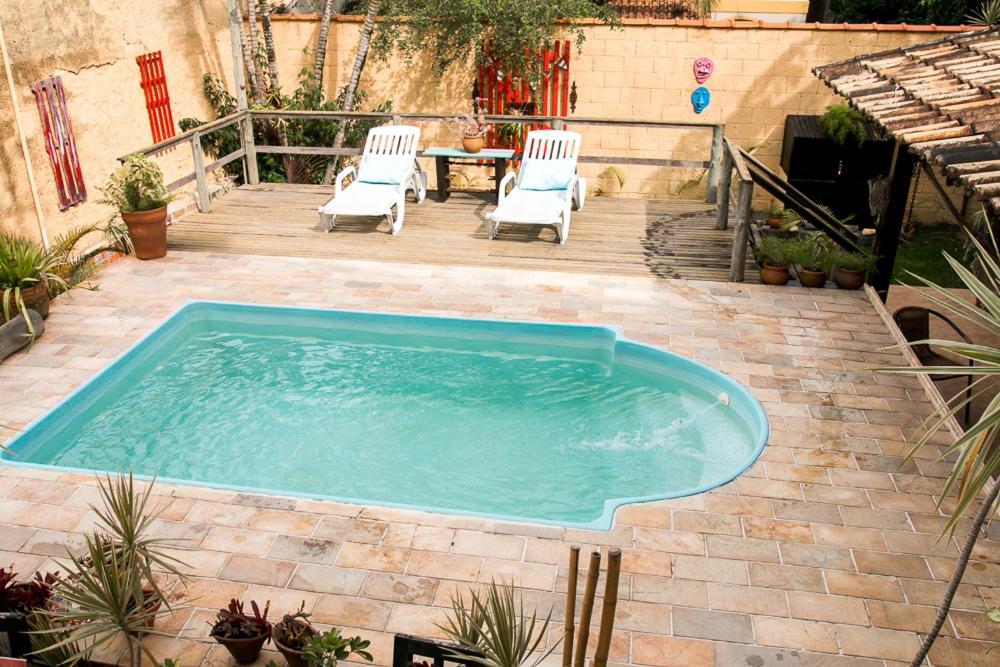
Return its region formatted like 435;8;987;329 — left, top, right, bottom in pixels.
271;16;964;223
0;0;235;244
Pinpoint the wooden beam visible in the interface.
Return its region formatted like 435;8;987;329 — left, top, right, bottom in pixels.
871;141;915;300
190;133;211;213
715;141;734;230
729;179;754;282
705;125;725;204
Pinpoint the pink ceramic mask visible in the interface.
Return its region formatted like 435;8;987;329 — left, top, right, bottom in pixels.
693;57;714;84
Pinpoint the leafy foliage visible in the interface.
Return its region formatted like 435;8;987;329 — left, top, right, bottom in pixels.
99;154;172;213
438;581;556;667
0;568;59;613
880;228;1000;535
180;71;390;185
301;627;373;667
831;0;977;24
211;599;272;640
752;236;793;267
820;104;868;146
373;0;619;84
830;248;877;272
785;235;835;273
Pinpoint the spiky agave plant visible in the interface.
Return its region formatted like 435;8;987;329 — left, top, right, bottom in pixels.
438;581;557;667
968;0;1000;25
877;226;1000;665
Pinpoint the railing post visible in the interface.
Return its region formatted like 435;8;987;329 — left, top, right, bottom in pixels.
715;145;733;230
552;118;565;130
241;111;259;185
729;179;754;282
706;124;725;204
190;132;211;213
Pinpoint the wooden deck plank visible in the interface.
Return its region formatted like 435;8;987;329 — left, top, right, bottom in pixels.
168;184;754;282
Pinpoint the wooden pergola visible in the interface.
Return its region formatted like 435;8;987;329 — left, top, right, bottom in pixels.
813;24;1000;296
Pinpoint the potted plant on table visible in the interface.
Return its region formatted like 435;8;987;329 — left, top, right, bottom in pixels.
830;248;876;290
765;203;784;229
752;236;792;286
272;603;317;667
447;109;490;154
100;153;172;260
211;599;272;664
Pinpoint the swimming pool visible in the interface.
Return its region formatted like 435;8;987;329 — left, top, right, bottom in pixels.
2;301;768;529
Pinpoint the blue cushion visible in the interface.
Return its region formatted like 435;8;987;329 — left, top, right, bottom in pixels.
519;159;575;191
357;154;413;185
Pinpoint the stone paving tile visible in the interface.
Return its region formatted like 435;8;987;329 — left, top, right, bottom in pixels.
1;252;998;666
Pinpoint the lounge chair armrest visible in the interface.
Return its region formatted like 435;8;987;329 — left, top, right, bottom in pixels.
335;166;357;195
397;167;417;196
497;171;517;204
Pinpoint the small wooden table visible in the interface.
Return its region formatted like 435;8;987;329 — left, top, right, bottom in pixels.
423;147;516;201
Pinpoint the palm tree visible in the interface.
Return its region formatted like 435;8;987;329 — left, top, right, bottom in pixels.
878;226;1000;665
323;0;380;184
247;0;267;101
259;0;281;97
314;0;339;93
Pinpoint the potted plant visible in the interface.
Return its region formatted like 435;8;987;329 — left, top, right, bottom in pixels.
211;599;272;664
788;236;832;288
765;203;784;229
439;580;555;667
301;627;372;667
100;153;172;260
447;109;489;154
272;603;317;667
0;568;60;660
831;248;876;290
0;233;64;326
752;236;792;286
33;473;187;667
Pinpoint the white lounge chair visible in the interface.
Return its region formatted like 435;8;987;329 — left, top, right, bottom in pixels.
317;125;426;235
486;130;585;244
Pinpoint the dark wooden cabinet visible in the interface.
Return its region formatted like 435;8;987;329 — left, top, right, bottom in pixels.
781;115;894;229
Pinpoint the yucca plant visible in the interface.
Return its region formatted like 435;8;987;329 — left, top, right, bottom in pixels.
877;226;1000;665
32;473;187;667
968;0;1000;25
438;581;556;667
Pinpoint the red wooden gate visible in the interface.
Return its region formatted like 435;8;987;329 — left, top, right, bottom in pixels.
31;76;86;209
477;41;572;150
136;51;175;143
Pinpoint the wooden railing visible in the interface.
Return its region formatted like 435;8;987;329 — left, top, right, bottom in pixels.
716;139;864;282
120;109;727;213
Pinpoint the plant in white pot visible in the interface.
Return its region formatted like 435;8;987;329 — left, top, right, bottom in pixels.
100;154;172;260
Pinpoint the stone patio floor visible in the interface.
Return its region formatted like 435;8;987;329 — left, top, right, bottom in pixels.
0;251;998;667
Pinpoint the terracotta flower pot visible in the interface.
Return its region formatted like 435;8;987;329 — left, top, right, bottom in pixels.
766;214;784;229
798;268;828;288
760;263;790;286
122;206;168;260
0;281;49;324
462;136;484;154
834;267;866;290
273;635;311;667
213;632;270;664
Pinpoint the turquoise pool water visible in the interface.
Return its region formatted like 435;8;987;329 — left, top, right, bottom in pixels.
2;301;768;529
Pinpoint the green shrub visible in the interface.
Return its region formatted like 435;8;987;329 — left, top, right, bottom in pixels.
831;248;877;272
821;104;868;146
752;236;793;266
99;153;171;213
785;236;835;272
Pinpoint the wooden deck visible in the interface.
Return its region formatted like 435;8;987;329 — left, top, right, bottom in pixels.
169;184;751;282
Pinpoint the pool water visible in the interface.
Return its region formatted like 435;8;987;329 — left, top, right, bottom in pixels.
3;302;768;529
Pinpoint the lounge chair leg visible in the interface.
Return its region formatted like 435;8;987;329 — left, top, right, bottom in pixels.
320;212;336;232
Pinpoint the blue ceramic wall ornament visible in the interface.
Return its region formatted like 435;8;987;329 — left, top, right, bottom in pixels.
691;86;710;114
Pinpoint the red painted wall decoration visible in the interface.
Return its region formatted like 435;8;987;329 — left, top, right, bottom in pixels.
136;51;175;143
477;40;572;151
31;76;87;209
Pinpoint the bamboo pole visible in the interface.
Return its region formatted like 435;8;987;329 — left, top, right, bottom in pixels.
563;546;580;667
572;551;601;667
0;14;49;249
593;549;622;667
